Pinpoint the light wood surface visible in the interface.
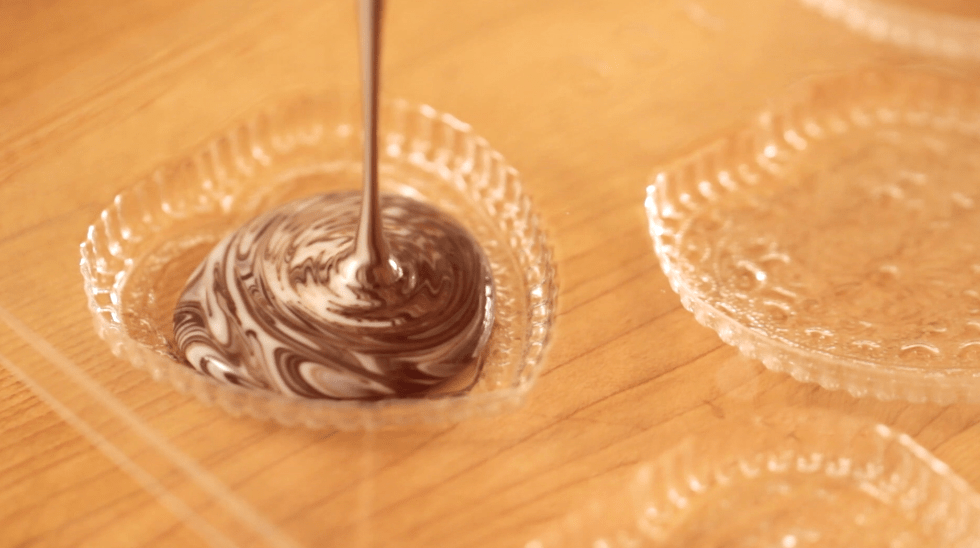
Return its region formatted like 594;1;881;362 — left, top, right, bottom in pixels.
2;0;980;546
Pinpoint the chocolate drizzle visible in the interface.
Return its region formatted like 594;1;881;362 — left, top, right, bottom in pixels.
173;0;495;400
174;191;495;399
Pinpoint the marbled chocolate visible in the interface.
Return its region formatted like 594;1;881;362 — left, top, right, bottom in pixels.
173;191;494;399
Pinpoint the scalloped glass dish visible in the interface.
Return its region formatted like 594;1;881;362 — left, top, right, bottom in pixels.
527;409;980;547
646;68;980;403
798;0;980;61
79;94;555;430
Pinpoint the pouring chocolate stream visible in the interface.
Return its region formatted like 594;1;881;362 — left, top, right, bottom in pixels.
172;0;495;399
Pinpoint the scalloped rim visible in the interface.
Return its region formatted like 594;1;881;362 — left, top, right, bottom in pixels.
799;0;980;61
529;410;980;547
646;67;980;404
80;94;556;430
631;411;980;545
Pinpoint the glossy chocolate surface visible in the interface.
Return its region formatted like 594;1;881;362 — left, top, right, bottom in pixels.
174;191;494;399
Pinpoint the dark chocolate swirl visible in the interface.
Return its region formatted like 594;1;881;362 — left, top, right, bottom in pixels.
173;191;495;399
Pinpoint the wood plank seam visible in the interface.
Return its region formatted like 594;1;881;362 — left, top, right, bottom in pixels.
0;351;239;548
0;304;302;548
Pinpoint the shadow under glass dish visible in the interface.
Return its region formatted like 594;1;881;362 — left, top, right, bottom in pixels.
647;67;980;404
80;94;555;430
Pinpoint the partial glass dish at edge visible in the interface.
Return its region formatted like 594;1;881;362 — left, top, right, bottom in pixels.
647;67;980;404
798;0;980;62
527;409;980;547
80;94;556;430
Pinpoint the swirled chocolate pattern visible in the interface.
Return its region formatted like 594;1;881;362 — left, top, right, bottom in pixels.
173;191;495;399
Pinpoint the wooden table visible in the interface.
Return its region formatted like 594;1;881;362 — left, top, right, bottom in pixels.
2;0;979;546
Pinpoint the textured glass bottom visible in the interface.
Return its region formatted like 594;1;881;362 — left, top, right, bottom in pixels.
647;68;980;403
528;410;980;548
80;94;555;429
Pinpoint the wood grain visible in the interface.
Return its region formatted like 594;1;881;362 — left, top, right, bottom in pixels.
1;0;979;546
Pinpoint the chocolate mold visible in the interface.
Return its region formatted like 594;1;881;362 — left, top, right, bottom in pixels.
647;68;980;403
81;94;555;429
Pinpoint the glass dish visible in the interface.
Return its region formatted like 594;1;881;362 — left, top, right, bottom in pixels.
797;0;980;61
79;94;556;430
646;67;980;404
527;409;980;547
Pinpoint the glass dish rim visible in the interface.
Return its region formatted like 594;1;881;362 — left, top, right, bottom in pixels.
528;407;980;547
798;0;980;62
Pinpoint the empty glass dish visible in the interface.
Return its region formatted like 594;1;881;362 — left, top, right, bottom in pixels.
647;67;980;403
80;94;556;429
527;409;980;547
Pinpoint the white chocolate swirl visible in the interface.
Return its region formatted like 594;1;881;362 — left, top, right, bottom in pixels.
173;191;495;400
